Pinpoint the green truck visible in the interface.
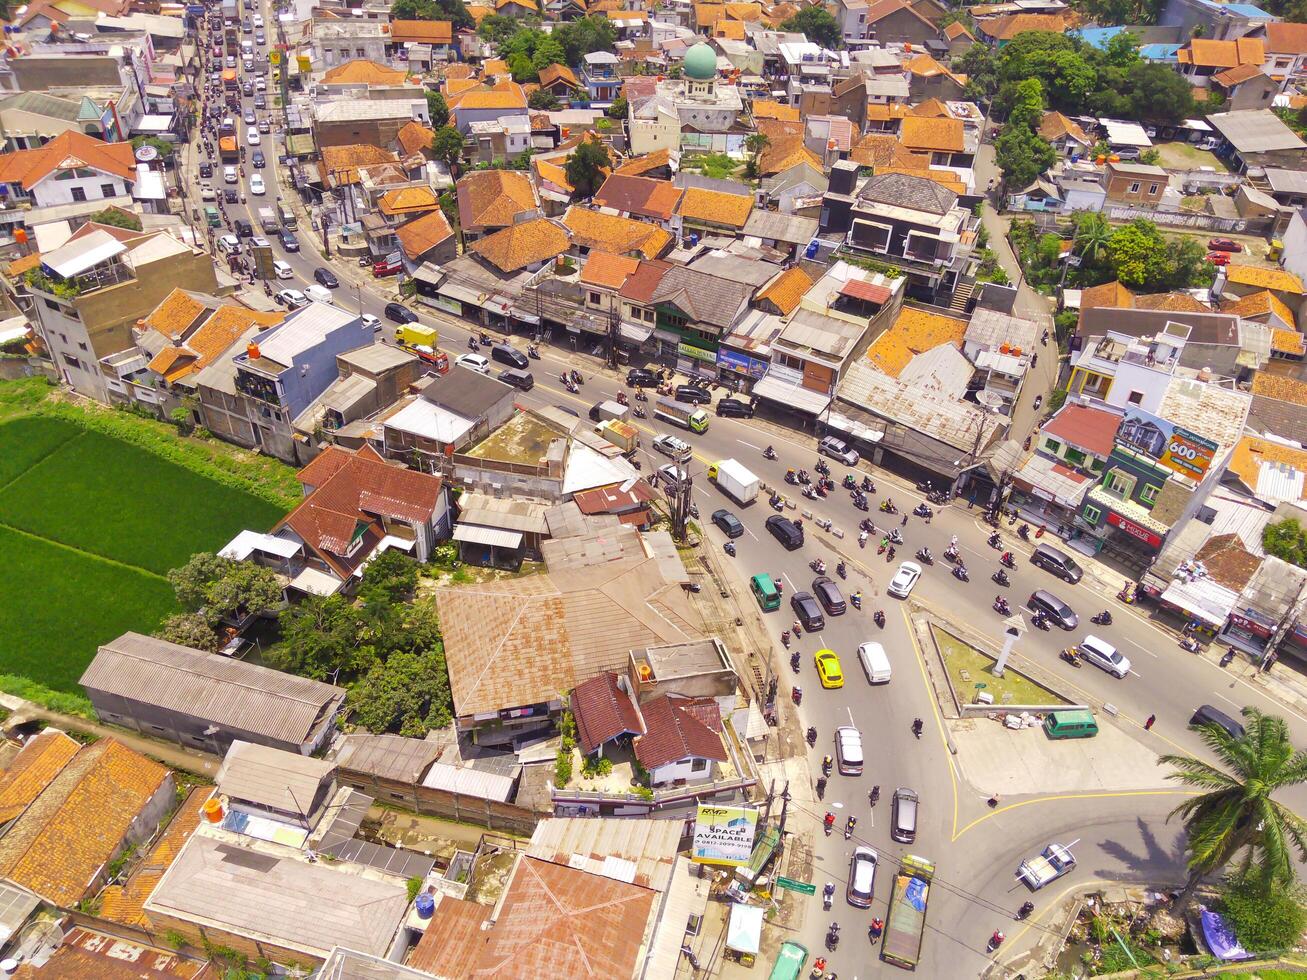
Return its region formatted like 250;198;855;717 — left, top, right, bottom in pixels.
882;855;936;970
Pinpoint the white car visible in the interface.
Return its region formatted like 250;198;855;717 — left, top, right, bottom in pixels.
199;183;216;200
275;288;308;308
272;259;294;280
835;725;863;775
658;464;689;488
847;846;878;908
249;174;266;195
454;352;489;374
217;234;241;255
1078;634;1131;679
224;166;238;184
819;435;859;466
887;561;922;599
360;314;381;332
246;129;261;146
252;13;263;26
652;433;690;457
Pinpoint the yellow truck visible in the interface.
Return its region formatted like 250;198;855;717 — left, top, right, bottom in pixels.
395;324;437;348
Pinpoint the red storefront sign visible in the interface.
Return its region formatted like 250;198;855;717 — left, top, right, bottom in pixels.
1228;613;1273;638
1106;511;1163;549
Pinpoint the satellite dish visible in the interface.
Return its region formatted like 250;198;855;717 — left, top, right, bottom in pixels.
975;390;1005;411
134;144;158;162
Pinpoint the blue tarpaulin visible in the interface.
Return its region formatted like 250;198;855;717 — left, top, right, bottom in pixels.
1201;908;1252;961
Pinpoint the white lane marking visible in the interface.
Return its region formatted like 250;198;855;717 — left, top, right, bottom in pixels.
1119;637;1159;659
1213;691;1241;709
738;439;761;451
744;525;759;542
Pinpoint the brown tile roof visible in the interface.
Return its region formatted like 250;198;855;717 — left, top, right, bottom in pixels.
387;18;454;43
322;59;409;85
1040;402;1120;458
571;672;644;754
1228;434;1307;500
474;857;656;979
378;184;440;217
539;63;581;89
457;170;538;230
0;739;168;908
563;206;671;259
899;115;965;153
147;305;284;384
1132;292;1212;314
619;259;673;303
978;12;1073;39
1221;289;1297;328
864;0;933;26
318;144;399;186
942;19;974;39
277;445;444;577
100;787;207;929
755;266;813;315
1265;22;1307;55
396;120;436;158
758;135;821;176
849;132;929;169
1193;532;1263;590
614;148;671;176
1079;280;1135;311
1252;372;1307;406
408;896;488;975
459;83;528;110
142;287;208;339
580;251;641;290
593;173;683;221
752;99;800;122
443;63;474;80
677;187;753;229
1226;263;1305;294
1039;111;1090;145
396;209;455;261
5;252;41;277
12;927;205;980
757;116;806;141
471;217;571;272
0;130;136;190
1214;62;1268;86
0;731;79;826
866;306;968;377
634;695;726;770
1177;37;1264;68
713;19;746;38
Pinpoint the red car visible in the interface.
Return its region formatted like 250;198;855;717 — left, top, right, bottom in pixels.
372;257;402;277
1208;238;1243;252
1206;251;1231;266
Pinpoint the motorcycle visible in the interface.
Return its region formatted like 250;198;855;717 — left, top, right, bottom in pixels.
822;883;834;912
806;725;817;745
1032;614;1050;631
843;816;856;840
633;406;646;419
952;565;969;582
1220;648;1237;668
870;785;880;806
943;547;959;564
1016;902;1035;921
913;503;932;518
770;494;784;511
850;592;862;610
1180;636;1200;653
480;332;492;345
792;651;802;673
873;610;885;629
915;548;934;565
826;923;841;951
781;629;791;648
853;496;869;512
879;500;898;515
836;561;847;579
814;483;828;498
911;718;924;739
993;598;1011;615
723;541;736;557
763;446;777;460
802;486;818;501
785;470;799;485
823;812;835;836
815;775;827;797
821;755;833;777
843;475;857;490
571;370;583;386
810;558;826;574
988;532;1001;549
1059;649;1081;668
1091;611;1112;626
869;918;884;945
988;931;1005;953
992;569;1009;587
1117;583;1136;604
1018;523;1030;540
797;470;811;485
862;476;875;493
887;528;903;545
1000;552;1016;569
815;460;830;477
634;390;647;402
528;345;540;359
564;379;578;394
792;686;803;705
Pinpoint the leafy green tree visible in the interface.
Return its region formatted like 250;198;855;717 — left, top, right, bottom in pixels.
478;13;523;43
274;595;368;682
956;43;996;100
530;88;560;110
348;647;452;736
1264;518;1307;568
507;51;535;81
358;550;420;606
565;138;609;198
606;95;628;119
1126;61;1196;124
390;0;472;30
1218;871;1307;953
994;125;1055;192
743;132;769;180
89;208;143;231
555;15;616;65
1160;707;1307;908
1006;78;1046;131
780;7;841;48
168;553;232;612
532;39;567;74
425;91;449;129
432;126;465;176
1107;219;1168;287
1073;211;1113;266
166;553;280;624
154;612;220;652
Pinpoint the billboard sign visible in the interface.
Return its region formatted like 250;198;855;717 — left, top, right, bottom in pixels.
691;804;758;867
1117;407;1218;480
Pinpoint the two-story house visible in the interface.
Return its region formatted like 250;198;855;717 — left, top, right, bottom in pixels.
195;303;375;464
311;18;388;67
0;129;136;218
1254;22;1307;91
1103;161;1170;206
452;82;529;134
1006;399;1124;531
580;51;622;103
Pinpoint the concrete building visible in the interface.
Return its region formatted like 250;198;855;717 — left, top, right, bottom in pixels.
314;98;429;152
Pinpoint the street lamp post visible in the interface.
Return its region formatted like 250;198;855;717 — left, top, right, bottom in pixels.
994;616;1025;677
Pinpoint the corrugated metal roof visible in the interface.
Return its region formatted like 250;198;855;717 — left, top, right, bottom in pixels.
80;633;344;746
333;734;441;783
420;761;517;801
528;817;681;892
453;523;524;548
216;741;335;815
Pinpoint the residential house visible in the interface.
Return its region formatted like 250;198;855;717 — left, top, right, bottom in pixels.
1253;21;1307;90
580;50;623;103
941;18;976;55
634;695;728;786
0;129;135;216
1211;62;1279;110
1176;36;1265;80
1037;400;1123;476
742;210;820;260
860;0;938;45
395;209;457;269
314;98;430;153
0;91;114;151
434;526;704;743
1219;262;1306;321
898;114;975;184
470;217;571;274
1206;108;1307;172
386;19;455;61
1104;161;1169;206
645;262;755;375
453;81;529;134
0;733;174;909
961;306;1040;410
456;169;540;241
1262;167;1307;207
538;63;582;102
975;12;1074;45
1160;0;1273;43
194;303;374;464
676;186;754;238
563;206;673;259
571;671;644;758
320;59;409;89
379;367;519;465
311;18;389;67
761;159;829;214
579;251;641;324
1007;399;1124;528
80;632;346;756
318;343;426;437
26;226;217;405
593;174;684;229
902;52;968;101
1039;111;1093;157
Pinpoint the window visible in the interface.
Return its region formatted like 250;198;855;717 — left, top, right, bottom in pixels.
77;342;88;352
1064;447;1087;466
70;186;86;202
1105;470;1134;498
690;756;709;772
1140;484;1160;505
855;219;892;254
61;353;81;370
1090;458;1104;471
1083;504;1101;524
1148;183;1159;195
589;291;601;304
1044;438;1062;454
1127;182;1140;194
101;183;116;198
1127;390;1144;405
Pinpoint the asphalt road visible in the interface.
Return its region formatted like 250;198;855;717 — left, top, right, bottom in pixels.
183;32;1307;975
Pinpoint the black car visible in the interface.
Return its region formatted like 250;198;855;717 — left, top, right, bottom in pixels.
1030;543;1084;584
233;218;253;238
1190;704;1245;740
812;575;846;615
224;188;238;204
199;162;213;179
766;515;804;550
314;267;339;288
676;384;712;405
791;591;826;632
626;368;658;388
252;149;265;168
384;302;418;324
280;230;300;252
1027;589;1078;630
491;342;528;370
712;509;744;539
716;398;753;418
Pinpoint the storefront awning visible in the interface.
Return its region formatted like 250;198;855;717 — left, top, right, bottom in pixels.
440;280;485;306
453;524;524;549
825;410;884;444
620;320;655;343
726;903;764;955
1159;578;1238;627
510;308;541;325
752;373;831;415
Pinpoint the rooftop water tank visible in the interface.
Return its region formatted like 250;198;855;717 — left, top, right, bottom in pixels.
415;892;435;919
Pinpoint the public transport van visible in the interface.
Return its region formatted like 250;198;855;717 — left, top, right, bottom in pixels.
1043;709;1099;739
750;573;780;611
857;641;892;684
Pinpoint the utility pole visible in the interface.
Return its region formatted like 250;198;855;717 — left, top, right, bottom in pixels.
777;780;791;836
1261;574;1307;672
671;448;694;543
607;299;620;370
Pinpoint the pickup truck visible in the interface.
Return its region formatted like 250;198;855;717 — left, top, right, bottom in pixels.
1017;841;1077;890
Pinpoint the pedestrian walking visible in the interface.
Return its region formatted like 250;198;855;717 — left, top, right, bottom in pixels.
968;494;976;510
1144;714;1156;731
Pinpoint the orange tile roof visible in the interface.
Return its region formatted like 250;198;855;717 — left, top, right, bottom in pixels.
724;1;762;18
387;19;454;44
483;58;511;76
979;12;1073;40
5;252;41;277
318;144;399;186
142;287;207;339
1177;37;1264;68
458;83;528;110
0;130;136;190
1265;22;1307;55
902;52;958;79
909;98;952;118
471;217;570;272
943;20;974;39
457;169;538;229
396;209;455;261
539;63;581;89
444;77;481;99
1228;434;1307;499
1079;280;1135;311
758;135;821;176
752;99;800;122
444;63;474;80
0;731;79;826
147;304;284;383
322;59;409;85
0;739;168;908
606;7;648;17
713;19;747;38
614;148;671;176
99;787;207;930
1039;111;1090;145
756;266;812;315
677;187;753;228
1214;62;1267;86
396;120;436;158
1226;263;1305;295
757;116;806;141
849;132;929;169
866;306;968;377
1252;372;1307;406
563;206;671;258
581;251;641;290
467;4;492;21
1271;327;1306;355
534;156;575;192
695;2;725;25
865;102;913;122
899;115;965;153
379;185;441;216
1131;292;1211;314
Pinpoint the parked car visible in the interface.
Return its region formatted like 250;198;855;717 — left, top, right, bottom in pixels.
1206;251;1231;266
819;435;859;466
275;288;308;308
675;384;712;404
715;398;753;418
1030;544;1083;584
652;433;690;457
1208;238;1243;252
657;464;689;488
314;267;339;288
790;591;825;632
384;302;418;324
373;256;402;277
712;509;744;538
626;368;659;387
1027;590;1078;630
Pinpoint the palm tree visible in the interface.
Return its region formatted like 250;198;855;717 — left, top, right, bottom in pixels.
1160;707;1307;909
1073;212;1112;265
744;132;770;180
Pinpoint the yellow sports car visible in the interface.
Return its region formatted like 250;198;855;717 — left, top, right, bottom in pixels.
814;649;844;689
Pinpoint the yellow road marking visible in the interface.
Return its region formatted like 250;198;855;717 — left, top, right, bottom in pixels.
954;789;1196;841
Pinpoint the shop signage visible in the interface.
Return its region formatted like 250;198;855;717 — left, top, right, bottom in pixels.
691;805;758;866
678;342;717;364
1229;612;1274;638
775;876;816;895
425;294;462;317
1106;511;1163;548
1119;407;1219;480
717;348;768;379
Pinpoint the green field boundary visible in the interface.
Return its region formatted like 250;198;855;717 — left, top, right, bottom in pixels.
0;518;167;580
0;425;83;497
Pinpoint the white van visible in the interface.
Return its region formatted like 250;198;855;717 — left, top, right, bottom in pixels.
272;259;293;280
1078;634;1131;678
857;641;892;684
304;284;334;304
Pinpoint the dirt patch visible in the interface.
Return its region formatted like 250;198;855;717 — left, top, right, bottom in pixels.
466;413;564;465
1152;141;1227;172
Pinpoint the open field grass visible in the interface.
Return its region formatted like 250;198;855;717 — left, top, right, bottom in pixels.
0;399;291;692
